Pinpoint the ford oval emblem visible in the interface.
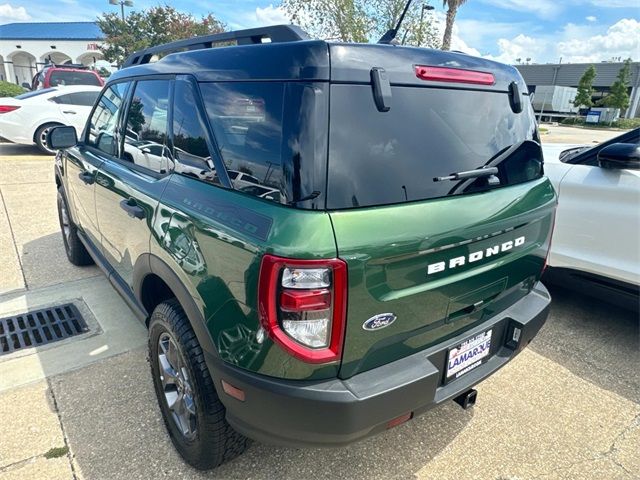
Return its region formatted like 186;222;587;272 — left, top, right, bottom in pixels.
363;313;397;331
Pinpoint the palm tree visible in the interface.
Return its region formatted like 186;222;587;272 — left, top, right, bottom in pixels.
441;0;467;51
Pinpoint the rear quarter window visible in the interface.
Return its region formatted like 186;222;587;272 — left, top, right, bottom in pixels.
201;82;285;202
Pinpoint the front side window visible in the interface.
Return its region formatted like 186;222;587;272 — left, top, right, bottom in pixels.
201;82;284;202
122;80;172;174
171;80;216;182
86;82;129;156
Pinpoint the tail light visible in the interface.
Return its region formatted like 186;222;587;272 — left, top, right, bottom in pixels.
0;105;20;114
258;255;347;363
415;65;495;85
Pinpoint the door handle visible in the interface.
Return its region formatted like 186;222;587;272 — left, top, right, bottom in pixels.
119;199;145;220
63;110;77;114
78;171;95;185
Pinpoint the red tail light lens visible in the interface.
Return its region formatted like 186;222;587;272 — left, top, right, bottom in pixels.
0;105;20;114
258;255;347;363
415;65;495;85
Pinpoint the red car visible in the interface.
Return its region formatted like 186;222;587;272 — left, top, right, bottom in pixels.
31;64;104;90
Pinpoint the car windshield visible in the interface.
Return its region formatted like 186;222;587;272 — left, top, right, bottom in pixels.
49;70;102;87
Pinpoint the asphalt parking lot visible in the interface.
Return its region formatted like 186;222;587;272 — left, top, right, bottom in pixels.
0;125;638;480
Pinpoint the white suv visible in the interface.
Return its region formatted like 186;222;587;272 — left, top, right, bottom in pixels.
542;128;639;306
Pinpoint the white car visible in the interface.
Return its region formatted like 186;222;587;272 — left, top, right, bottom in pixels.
0;85;102;153
542;128;639;305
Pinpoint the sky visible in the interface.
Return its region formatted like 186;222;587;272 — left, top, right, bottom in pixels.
0;0;638;64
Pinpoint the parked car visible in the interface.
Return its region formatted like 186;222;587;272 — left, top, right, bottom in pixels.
48;24;555;470
542;128;640;308
239;184;281;202
30;64;104;90
0;85;102;153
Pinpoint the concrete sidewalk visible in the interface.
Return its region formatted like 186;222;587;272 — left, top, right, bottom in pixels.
1;142;638;480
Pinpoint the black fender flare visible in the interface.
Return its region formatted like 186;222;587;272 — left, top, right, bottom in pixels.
133;253;221;366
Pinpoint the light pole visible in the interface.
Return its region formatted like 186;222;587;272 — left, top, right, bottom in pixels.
401;3;435;45
109;0;133;21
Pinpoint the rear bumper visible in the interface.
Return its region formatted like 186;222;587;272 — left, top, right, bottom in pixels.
209;282;551;447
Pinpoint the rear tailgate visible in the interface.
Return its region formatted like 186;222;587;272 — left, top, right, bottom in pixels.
331;179;555;378
326;45;556;378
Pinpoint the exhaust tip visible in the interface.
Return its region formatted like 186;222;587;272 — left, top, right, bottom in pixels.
453;388;477;410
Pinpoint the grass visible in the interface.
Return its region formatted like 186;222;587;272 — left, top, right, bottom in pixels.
561;116;640;129
44;446;69;459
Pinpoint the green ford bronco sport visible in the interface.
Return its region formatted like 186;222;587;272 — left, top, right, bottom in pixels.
49;24;555;470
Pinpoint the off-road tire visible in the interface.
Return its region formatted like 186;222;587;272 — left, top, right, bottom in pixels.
149;300;250;470
57;187;93;266
35;123;63;155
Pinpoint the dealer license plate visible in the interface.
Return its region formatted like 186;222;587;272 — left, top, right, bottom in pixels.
446;330;492;382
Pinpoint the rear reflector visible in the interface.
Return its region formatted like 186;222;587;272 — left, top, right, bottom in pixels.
387;412;413;429
221;380;245;401
280;289;331;311
415;65;495;85
0;105;20;114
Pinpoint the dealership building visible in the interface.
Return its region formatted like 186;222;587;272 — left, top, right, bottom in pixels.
516;61;640;118
0;22;105;86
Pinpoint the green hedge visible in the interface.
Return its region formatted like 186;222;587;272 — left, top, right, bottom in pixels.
561;116;640;129
0;81;24;98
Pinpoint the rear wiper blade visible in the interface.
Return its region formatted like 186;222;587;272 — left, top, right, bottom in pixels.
433;167;499;182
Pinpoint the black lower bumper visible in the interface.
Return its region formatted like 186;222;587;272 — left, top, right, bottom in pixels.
208;282;551;447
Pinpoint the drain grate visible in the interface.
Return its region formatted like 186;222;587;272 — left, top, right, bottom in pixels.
0;303;89;356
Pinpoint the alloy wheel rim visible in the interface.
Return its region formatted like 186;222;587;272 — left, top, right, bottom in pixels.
41;127;53;150
157;332;197;439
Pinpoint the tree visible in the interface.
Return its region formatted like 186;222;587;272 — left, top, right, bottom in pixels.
96;6;225;65
598;58;632;110
97;66;111;78
281;0;440;47
573;65;596;109
441;0;467;51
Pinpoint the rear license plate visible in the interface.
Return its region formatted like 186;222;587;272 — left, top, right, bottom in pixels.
445;330;492;382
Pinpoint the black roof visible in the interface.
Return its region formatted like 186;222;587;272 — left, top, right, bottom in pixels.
110;25;525;92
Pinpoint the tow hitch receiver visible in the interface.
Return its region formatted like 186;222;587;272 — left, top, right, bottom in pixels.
453;388;477;409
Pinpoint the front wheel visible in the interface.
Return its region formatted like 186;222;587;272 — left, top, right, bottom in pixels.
57;187;93;266
149;300;249;470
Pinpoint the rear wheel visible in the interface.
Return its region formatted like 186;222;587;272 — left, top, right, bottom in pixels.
35;122;63;154
56;187;93;266
149;300;249;470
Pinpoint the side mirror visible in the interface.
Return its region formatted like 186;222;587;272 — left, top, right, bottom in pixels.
21;82;31;90
47;126;78;150
598;143;640;170
140;146;151;154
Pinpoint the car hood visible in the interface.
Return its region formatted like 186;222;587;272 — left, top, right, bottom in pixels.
542;143;586;164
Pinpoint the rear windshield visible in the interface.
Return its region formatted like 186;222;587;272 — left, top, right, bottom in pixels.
16;88;56;100
326;85;541;209
49;70;102;87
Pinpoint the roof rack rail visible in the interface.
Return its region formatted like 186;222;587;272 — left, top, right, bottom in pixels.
122;24;310;68
44;63;90;70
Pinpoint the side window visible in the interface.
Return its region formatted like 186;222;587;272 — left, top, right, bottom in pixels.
86;82;129;156
171;80;216;182
200;82;285;203
122;80;172;174
52;91;100;106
